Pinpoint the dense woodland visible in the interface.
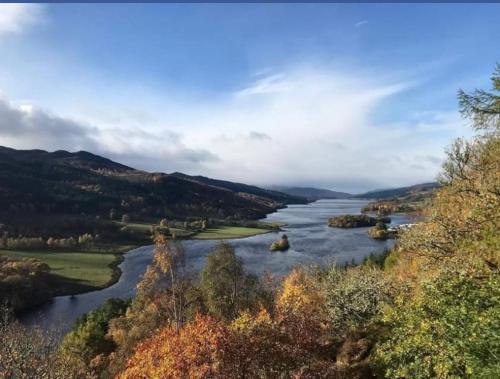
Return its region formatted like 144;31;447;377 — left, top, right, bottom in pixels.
0;148;304;239
0;67;499;378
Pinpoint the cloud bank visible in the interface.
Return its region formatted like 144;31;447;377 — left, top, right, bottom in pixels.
0;96;218;173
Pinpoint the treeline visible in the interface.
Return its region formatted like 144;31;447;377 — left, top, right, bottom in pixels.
0;232;97;250
329;214;390;228
361;202;416;215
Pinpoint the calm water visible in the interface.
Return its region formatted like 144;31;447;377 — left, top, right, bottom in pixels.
22;199;409;332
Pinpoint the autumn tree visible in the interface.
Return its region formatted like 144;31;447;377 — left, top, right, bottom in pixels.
200;242;269;321
398;66;499;266
374;65;500;378
0;256;53;312
117;315;231;379
107;235;195;376
276;268;329;351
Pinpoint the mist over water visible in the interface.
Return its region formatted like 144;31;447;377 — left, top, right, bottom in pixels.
22;199;409;332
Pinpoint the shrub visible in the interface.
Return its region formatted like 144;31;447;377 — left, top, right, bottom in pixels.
60;298;128;365
325;266;389;333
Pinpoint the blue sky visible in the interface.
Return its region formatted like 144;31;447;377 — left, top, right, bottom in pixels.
0;4;498;192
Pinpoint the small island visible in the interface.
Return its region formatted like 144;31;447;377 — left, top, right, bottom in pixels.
328;214;391;228
269;234;290;252
367;222;398;240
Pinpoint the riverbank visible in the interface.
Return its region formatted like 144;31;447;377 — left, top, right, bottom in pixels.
1;225;275;302
0;248;127;297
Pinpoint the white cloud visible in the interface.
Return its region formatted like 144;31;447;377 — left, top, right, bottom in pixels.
0;4;43;36
180;66;448;191
235;74;291;97
0;95;218;173
355;20;368;28
0;62;470;192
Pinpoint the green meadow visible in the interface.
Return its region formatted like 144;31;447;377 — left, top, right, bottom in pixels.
0;249;120;294
193;226;271;240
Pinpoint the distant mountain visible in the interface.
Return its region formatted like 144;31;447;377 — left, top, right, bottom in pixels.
172;173;306;205
0;146;304;225
354;182;440;200
270;186;353;201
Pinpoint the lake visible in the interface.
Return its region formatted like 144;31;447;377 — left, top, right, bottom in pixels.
22;199;409;332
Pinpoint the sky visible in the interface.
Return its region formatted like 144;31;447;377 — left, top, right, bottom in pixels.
0;4;498;193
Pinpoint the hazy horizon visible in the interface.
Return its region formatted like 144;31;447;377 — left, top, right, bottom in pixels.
0;4;498;192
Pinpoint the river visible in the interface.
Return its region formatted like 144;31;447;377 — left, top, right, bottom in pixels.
22;199;410;332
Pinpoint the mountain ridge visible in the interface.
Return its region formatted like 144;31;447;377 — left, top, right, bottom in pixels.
354;182;439;200
0;146;306;227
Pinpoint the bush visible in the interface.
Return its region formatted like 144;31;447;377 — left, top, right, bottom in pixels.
0;256;53;312
326;266;389;333
60;298;129;365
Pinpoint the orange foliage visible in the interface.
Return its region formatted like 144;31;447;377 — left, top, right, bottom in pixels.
117;314;230;379
117;270;335;378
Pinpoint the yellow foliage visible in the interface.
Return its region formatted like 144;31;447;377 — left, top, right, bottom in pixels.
117;315;229;379
277;268;330;350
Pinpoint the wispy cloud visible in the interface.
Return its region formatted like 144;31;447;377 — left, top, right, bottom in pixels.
355;20;368;28
236;74;291;97
0;4;43;36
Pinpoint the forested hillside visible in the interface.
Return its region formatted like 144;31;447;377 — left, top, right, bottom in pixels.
354;182;439;200
0;147;304;233
270;186;353;201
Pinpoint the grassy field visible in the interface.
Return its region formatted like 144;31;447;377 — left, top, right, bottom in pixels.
0;224;272;297
115;222;195;239
193;226;271;240
0;249;121;295
117;222;273;239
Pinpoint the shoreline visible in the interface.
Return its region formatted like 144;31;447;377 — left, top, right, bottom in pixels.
8;224;280;311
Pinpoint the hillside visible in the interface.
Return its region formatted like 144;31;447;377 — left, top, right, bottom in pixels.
270;186;352;201
172;173;306;205
0;146;304;231
354;182;439;200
